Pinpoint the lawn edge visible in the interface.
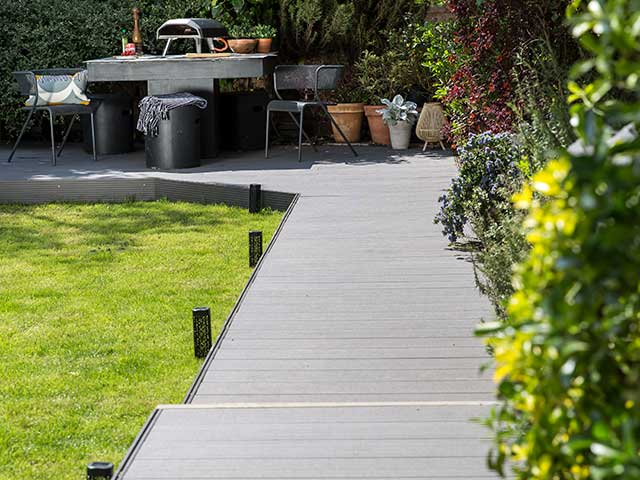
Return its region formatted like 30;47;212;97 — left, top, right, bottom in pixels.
182;191;300;403
111;192;299;479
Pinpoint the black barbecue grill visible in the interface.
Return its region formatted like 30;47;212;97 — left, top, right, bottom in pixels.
157;18;229;56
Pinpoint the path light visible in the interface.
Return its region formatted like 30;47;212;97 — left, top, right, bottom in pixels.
249;230;263;267
192;307;212;358
87;461;113;480
249;184;262;213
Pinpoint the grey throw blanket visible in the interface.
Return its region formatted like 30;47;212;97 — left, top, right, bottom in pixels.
137;92;208;137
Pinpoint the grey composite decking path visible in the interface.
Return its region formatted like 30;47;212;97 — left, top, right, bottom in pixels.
1;145;499;479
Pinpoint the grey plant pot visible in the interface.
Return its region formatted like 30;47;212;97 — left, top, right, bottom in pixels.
388;120;413;149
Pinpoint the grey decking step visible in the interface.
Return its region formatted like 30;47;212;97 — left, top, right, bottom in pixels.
116;404;498;480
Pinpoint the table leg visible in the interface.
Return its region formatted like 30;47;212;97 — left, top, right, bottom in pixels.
147;78;220;159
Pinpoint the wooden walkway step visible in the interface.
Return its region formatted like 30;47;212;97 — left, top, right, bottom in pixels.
115;403;499;480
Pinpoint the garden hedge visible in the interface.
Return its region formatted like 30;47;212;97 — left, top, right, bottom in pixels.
480;0;640;477
0;0;211;139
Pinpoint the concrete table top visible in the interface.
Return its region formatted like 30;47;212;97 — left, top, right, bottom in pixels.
86;53;278;82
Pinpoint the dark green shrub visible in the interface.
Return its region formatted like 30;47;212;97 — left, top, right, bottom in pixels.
473;212;528;319
0;0;209;139
278;0;354;61
211;0;279;27
479;1;640;478
354;50;415;104
277;0;427;62
513;41;575;169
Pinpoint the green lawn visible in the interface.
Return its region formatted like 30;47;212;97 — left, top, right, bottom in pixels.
0;201;282;480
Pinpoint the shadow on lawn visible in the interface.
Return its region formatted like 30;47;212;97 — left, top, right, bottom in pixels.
0;201;237;256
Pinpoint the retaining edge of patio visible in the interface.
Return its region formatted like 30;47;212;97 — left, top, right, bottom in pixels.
0;178;295;211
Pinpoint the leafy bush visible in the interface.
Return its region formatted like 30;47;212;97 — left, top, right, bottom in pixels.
512;41;575;169
479;1;640;478
441;0;577;147
413;19;460;102
251;24;277;38
228;22;255;38
354;49;423;104
211;0;279;28
434;131;530;243
277;0;427;63
473;211;528;319
278;0;354;60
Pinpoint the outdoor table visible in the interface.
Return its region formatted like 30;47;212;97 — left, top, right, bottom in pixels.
86;53;278;158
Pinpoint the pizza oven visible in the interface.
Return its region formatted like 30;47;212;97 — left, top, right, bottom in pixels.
157;18;229;56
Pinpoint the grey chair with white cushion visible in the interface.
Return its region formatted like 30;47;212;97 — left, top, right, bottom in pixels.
265;65;358;162
7;69;97;166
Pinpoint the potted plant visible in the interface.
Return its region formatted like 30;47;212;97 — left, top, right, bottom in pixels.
252;24;277;53
354;50;398;145
377;95;418;150
228;23;257;53
326;77;367;143
354;43;425;146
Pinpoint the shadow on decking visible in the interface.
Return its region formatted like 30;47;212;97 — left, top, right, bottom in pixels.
0;142;453;181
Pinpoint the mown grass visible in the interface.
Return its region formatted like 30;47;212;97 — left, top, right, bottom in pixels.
0;201;282;480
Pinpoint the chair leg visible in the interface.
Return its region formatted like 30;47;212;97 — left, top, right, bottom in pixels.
440;140;445;150
90;112;98;161
320;104;358;157
423;140;428;152
297;108;304;163
57;114;76;158
48;109;56;166
265;109;270;158
286;112;317;152
7;108;35;163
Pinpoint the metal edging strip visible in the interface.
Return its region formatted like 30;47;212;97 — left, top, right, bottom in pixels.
182;192;300;404
111;408;162;479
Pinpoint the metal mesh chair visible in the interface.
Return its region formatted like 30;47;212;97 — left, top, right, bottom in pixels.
265;65;358;162
7;69;97;166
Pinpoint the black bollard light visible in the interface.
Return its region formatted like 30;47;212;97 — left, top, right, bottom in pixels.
249;184;262;213
87;461;113;480
249;230;263;267
192;307;212;358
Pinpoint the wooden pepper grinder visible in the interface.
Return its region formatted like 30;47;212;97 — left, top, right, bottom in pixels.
132;7;143;54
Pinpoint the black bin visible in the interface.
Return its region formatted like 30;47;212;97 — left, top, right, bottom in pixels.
220;91;269;151
145;105;201;169
82;93;133;154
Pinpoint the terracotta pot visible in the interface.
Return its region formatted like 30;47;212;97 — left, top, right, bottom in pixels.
388;120;413;150
228;39;257;54
327;103;364;143
256;38;273;53
364;105;390;145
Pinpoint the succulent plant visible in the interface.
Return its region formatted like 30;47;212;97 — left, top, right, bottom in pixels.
377;95;418;126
